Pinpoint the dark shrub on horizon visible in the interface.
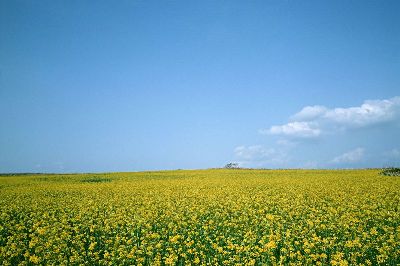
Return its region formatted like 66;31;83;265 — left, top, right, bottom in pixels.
380;168;400;176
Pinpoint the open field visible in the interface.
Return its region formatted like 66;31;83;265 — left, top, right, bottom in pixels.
0;169;399;265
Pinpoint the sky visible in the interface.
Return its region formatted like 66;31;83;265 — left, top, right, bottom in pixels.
1;0;399;172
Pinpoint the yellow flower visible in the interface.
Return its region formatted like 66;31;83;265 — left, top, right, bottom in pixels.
29;255;40;264
165;254;175;265
265;241;276;249
89;242;96;251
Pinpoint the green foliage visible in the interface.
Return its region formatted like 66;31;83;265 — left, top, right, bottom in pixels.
380;167;400;176
224;162;240;169
81;177;112;183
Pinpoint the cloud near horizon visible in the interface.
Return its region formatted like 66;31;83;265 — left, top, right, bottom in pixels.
331;148;365;164
234;145;289;168
262;96;400;138
235;96;400;169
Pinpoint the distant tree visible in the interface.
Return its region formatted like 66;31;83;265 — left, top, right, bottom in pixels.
224;162;239;169
380;167;400;176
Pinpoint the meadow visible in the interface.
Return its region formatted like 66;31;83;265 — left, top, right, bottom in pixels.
0;169;399;265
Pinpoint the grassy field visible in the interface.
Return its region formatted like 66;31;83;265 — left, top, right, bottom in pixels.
0;169;399;265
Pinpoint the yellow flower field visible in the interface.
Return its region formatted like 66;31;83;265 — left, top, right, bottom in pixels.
0;169;399;265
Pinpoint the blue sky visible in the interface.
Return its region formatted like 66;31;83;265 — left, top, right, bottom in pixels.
1;0;399;172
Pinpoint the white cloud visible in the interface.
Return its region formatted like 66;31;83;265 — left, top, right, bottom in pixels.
267;121;321;138
262;96;400;138
291;105;328;121
324;97;400;127
234;145;289;167
331;148;365;164
234;145;275;160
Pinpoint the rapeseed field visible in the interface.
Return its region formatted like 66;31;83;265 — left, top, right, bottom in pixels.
0;169;399;265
